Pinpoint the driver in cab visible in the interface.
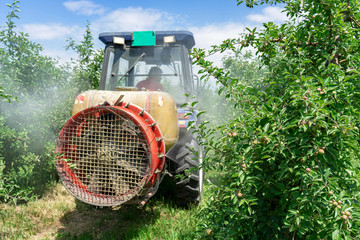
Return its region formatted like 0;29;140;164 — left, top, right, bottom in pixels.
136;67;164;91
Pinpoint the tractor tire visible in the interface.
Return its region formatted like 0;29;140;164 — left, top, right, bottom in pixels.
169;138;204;207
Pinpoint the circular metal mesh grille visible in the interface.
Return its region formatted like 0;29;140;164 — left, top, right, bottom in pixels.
56;106;151;206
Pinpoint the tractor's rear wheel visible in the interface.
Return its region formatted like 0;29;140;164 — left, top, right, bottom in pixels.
169;138;203;207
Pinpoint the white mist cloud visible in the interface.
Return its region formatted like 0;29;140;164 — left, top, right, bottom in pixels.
63;0;106;16
93;7;177;32
247;6;288;23
22;23;80;40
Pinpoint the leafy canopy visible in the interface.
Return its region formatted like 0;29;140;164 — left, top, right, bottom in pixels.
191;0;360;239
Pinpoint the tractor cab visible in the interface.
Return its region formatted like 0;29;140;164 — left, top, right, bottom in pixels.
99;31;195;104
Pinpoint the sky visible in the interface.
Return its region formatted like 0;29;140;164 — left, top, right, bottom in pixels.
0;0;287;64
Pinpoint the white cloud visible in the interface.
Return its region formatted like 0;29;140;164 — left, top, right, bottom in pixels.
22;23;80;40
190;22;246;50
247;6;287;23
63;1;105;16
93;7;177;32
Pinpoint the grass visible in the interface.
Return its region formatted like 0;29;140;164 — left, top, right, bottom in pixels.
0;176;214;240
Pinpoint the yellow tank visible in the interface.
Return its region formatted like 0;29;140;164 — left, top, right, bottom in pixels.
72;90;179;151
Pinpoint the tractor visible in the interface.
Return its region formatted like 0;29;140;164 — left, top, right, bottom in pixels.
55;30;203;207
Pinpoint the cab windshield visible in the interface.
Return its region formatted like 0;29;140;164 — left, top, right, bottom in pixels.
102;45;193;103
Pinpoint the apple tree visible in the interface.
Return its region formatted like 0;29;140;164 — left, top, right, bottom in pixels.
192;0;360;238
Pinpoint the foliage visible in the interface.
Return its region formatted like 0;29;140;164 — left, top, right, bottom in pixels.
0;1;102;204
0;117;36;204
0;86;14;102
66;22;104;90
0;1;72;203
222;50;266;89
191;0;360;239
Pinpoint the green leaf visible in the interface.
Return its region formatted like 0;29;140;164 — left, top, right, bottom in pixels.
191;101;199;107
332;229;340;240
196;111;206;118
180;102;188;108
264;123;270;133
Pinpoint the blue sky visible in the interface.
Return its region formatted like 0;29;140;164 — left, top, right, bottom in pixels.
0;0;287;63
